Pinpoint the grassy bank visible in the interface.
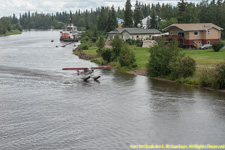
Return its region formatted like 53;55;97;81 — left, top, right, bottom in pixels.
79;42;225;88
0;30;22;37
82;44;225;68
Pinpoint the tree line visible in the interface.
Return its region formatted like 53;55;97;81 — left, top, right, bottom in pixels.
0;0;225;38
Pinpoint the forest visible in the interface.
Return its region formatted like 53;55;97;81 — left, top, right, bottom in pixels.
0;0;225;38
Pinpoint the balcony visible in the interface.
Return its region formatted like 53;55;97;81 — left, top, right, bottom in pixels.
164;35;185;40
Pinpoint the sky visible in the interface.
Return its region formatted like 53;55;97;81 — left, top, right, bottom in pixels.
0;0;201;18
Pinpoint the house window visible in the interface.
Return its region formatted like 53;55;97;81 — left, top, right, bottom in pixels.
170;31;173;35
194;31;199;36
208;30;210;35
137;35;139;39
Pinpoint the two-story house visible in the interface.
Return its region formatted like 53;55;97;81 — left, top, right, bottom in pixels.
163;23;223;48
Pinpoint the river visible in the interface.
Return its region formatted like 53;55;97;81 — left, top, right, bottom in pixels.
0;30;225;150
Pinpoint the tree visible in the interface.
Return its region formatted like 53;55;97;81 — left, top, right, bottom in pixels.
147;38;182;77
111;35;124;59
111;6;118;29
177;0;187;23
97;7;107;31
124;0;133;27
150;9;157;28
97;36;105;54
133;0;143;27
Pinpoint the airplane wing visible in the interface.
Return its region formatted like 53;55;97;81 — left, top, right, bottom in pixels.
62;67;88;70
62;66;110;70
91;66;111;69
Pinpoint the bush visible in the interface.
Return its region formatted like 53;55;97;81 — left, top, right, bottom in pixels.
135;39;142;47
199;62;225;89
126;39;135;45
213;62;225;89
101;48;113;63
92;37;97;43
78;42;89;50
111;36;124;59
82;36;89;41
212;41;224;52
199;67;215;87
169;56;196;79
147;38;181;77
97;36;105;55
119;44;137;67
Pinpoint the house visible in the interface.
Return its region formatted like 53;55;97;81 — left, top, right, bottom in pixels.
116;18;124;28
163;23;224;48
107;28;161;41
140;16;151;29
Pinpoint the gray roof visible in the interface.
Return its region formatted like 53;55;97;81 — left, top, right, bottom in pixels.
108;28;161;34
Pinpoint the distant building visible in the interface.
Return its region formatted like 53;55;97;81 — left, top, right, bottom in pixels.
141;16;151;29
107;28;161;41
163;23;224;48
117;18;124;28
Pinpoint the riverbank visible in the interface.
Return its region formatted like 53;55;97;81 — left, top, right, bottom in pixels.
75;42;225;90
0;30;22;37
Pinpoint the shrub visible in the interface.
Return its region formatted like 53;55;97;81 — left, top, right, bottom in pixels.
213;62;225;89
97;36;105;55
198;67;215;87
199;62;225;89
212;41;224;52
126;39;135;45
135;39;142;47
78;42;89;50
119;44;137;67
101;48;113;63
147;38;181;77
111;36;124;59
169;56;196;79
92;37;97;43
83;36;89;41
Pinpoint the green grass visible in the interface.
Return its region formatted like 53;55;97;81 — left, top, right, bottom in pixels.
182;48;225;67
83;43;225;69
83;46;98;55
0;30;21;37
130;46;149;69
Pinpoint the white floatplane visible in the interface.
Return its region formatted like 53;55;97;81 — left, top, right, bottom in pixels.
62;66;111;81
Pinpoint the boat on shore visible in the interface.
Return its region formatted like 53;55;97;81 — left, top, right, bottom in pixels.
60;23;81;42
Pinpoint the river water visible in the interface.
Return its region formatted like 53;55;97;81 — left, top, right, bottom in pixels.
0;30;225;150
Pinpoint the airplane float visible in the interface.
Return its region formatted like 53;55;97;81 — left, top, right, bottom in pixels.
62;66;111;81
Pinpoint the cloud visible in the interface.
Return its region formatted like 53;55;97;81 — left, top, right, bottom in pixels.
0;0;202;18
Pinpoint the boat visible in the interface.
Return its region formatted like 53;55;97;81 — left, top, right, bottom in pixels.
60;23;81;42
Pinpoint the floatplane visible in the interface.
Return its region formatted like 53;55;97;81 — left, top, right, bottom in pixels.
62;66;111;81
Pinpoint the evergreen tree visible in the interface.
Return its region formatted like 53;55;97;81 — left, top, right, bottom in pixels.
133;0;143;27
106;10;114;32
124;0;133;27
150;9;157;28
97;7;107;31
111;6;118;29
177;0;187;23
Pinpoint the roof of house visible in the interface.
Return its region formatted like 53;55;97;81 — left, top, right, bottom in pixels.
163;23;224;31
108;28;161;34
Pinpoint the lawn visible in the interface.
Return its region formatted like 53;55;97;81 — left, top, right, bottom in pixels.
182;48;225;67
83;43;225;70
83;46;97;55
130;46;149;69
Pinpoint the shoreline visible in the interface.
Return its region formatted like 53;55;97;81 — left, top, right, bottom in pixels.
75;52;225;93
0;30;22;37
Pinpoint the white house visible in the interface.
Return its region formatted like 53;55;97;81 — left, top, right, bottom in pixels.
107;28;161;41
141;16;151;29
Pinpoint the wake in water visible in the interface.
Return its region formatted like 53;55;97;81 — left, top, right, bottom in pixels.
0;65;81;87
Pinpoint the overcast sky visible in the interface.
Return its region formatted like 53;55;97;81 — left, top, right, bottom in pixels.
0;0;201;18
